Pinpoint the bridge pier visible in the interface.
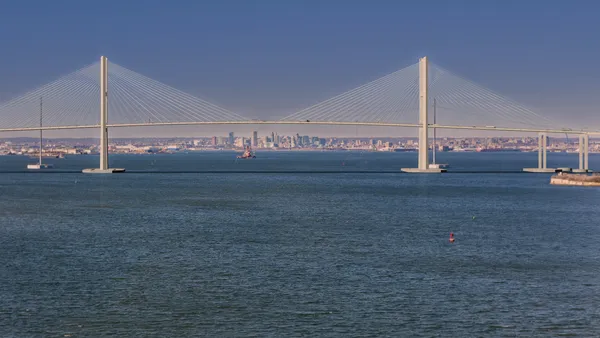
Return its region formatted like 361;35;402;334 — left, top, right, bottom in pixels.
524;133;554;172
585;134;590;171
402;56;444;173
83;56;125;174
573;134;592;173
541;132;547;169
524;133;561;173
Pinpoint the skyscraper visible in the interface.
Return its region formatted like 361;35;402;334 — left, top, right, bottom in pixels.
229;132;234;145
252;131;258;147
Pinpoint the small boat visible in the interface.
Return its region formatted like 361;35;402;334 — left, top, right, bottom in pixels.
27;163;53;170
429;163;449;169
236;146;256;159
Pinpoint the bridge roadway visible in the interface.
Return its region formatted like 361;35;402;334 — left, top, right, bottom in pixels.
0;120;596;135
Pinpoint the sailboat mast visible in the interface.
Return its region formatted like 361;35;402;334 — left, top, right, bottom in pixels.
39;97;43;165
432;98;436;165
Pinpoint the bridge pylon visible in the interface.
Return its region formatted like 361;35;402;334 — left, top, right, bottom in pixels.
524;133;559;173
573;134;592;173
402;56;445;173
83;56;125;174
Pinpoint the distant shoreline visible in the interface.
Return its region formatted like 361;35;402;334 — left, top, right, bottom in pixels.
3;149;600;156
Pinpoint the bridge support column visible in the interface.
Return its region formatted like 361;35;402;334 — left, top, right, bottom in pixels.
579;135;585;171
524;132;557;172
402;56;444;173
100;55;109;170
542;133;547;169
418;56;429;170
573;134;593;173
83;56;125;174
584;134;589;171
538;133;544;169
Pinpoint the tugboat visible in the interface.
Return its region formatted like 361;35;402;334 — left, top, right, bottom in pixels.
236;146;256;159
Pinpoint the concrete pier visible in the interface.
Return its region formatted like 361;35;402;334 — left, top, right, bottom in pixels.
573;134;592;173
585;134;589;171
403;168;446;173
579;135;584;170
572;134;592;173
82;168;126;174
523;168;559;173
83;56;125;174
402;56;443;173
523;133;557;172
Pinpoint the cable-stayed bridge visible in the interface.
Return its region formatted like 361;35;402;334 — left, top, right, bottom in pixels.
0;57;579;132
0;56;593;173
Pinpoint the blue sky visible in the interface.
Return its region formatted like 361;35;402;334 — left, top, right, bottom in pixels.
1;0;599;136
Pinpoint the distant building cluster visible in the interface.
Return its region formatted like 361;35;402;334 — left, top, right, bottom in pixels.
1;132;598;155
0;141;93;157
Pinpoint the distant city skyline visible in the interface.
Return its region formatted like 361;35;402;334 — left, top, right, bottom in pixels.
3;133;598;158
1;0;599;137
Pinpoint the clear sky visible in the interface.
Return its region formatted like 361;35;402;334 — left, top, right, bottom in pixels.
1;0;599;137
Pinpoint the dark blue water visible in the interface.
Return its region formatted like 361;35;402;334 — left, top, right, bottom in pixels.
1;152;600;337
0;150;597;173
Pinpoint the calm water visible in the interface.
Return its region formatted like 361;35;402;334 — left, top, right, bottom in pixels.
0;150;597;173
1;152;600;337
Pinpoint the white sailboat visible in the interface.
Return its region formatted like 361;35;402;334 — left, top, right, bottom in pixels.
27;97;53;169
